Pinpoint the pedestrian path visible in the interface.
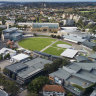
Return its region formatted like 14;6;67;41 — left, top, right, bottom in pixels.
40;40;58;52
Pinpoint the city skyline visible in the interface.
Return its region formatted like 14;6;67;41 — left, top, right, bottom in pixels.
0;0;96;2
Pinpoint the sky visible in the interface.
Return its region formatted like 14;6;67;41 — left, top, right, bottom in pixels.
0;0;96;2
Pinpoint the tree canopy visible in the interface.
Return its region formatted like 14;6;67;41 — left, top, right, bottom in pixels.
28;76;49;93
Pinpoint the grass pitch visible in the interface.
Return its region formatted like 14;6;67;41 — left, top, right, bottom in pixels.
19;38;71;56
44;41;72;56
18;37;56;51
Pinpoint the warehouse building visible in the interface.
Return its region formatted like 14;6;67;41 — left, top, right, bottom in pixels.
5;58;52;84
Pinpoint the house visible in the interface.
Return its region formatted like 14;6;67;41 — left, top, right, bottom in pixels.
3;27;23;41
0;47;16;58
10;53;30;63
60;49;78;58
5;58;52;84
0;89;8;96
43;85;65;96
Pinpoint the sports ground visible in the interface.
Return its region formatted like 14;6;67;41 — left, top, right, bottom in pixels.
18;37;72;56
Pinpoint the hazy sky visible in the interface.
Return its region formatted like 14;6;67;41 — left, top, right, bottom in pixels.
0;0;96;2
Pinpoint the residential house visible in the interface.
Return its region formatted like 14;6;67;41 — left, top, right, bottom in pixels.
43;85;65;96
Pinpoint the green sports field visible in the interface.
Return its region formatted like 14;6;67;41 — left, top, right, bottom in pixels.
19;37;71;56
18;37;56;51
43;41;72;56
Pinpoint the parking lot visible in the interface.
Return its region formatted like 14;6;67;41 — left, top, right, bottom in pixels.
0;60;12;71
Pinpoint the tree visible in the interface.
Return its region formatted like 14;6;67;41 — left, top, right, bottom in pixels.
27;92;38;96
0;54;3;60
67;92;73;96
93;46;96;51
0;73;19;95
44;58;70;74
4;53;10;59
28;76;49;93
57;35;61;39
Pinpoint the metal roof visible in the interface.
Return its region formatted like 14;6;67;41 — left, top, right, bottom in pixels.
75;56;90;62
82;41;96;49
49;68;71;80
32;23;59;29
3;27;18;33
6;62;28;73
17;58;52;79
60;49;78;58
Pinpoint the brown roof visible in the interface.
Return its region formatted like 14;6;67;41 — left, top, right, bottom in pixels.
43;85;65;93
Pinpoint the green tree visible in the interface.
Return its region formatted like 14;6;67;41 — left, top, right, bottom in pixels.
93;46;96;51
0;54;3;60
44;59;69;74
27;92;38;96
28;76;49;93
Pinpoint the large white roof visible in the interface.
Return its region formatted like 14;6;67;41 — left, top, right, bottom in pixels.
60;49;78;58
0;47;16;54
12;53;29;61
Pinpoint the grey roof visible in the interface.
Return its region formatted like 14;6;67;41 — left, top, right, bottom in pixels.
82;41;96;49
67;76;92;88
75;56;91;62
3;27;18;33
0;89;8;96
6;62;28;73
88;53;96;59
74;62;96;71
49;68;71;80
32;23;59;29
17;58;52;79
24;57;52;67
73;73;96;83
64;35;86;43
76;70;96;83
50;62;96;88
10;33;22;37
67;63;81;73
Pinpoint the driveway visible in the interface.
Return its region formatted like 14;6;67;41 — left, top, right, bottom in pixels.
0;60;12;71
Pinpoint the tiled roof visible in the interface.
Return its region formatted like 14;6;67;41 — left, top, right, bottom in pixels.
43;85;65;93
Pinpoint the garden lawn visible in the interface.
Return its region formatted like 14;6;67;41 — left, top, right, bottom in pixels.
18;38;56;51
